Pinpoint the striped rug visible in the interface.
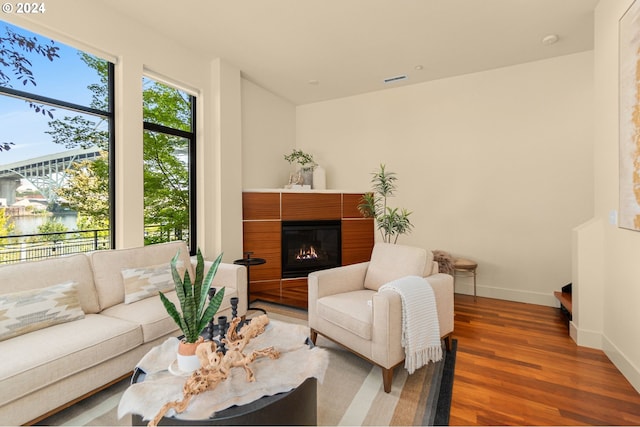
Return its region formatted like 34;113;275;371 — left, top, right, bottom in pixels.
36;302;456;426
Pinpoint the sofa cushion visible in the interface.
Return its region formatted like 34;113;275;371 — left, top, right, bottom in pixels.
100;291;181;343
0;254;100;314
101;284;239;343
90;241;192;310
0;313;142;407
122;261;186;304
363;243;427;291
317;290;375;340
0;282;85;342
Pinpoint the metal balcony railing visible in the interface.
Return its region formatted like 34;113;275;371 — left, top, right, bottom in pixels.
0;226;188;265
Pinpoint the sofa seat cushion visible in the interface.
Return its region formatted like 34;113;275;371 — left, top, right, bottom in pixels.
317;289;376;340
0;313;142;407
100;291;181;343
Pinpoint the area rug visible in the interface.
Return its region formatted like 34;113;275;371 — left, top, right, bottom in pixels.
36;302;456;426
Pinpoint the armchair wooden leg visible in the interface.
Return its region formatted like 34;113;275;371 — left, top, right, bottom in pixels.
310;328;318;345
382;367;393;393
443;334;452;352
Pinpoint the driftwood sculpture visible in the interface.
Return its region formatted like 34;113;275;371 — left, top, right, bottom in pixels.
149;315;279;427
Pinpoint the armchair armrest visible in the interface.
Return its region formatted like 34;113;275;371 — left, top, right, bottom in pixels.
371;290;404;368
308;262;369;300
424;273;454;337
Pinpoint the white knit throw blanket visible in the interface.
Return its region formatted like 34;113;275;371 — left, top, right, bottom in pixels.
379;275;442;374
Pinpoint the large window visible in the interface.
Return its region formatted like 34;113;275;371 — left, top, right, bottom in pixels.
0;21;114;263
142;77;196;253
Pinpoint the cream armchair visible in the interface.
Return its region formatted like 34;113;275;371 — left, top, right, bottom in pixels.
308;242;454;393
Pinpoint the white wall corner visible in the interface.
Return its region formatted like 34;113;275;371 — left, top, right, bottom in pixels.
570;321;603;349
571;219;605;343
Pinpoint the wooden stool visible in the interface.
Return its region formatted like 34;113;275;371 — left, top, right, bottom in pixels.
454;258;478;300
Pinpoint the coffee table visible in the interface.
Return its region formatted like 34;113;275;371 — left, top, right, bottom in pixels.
130;367;316;426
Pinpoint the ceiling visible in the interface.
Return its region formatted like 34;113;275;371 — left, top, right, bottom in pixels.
99;0;598;105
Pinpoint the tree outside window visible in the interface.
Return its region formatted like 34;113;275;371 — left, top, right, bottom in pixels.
142;77;195;252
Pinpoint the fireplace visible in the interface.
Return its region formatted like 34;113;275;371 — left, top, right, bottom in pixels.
281;220;341;278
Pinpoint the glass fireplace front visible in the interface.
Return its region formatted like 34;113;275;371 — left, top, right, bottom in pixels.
281;220;341;278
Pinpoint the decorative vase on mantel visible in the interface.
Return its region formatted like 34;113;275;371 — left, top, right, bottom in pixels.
313;165;326;190
300;167;314;187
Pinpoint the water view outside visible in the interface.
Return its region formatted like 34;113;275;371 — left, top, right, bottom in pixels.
11;213;78;235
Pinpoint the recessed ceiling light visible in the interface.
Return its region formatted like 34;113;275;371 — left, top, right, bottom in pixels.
541;34;559;45
415;65;424;70
308;79;319;85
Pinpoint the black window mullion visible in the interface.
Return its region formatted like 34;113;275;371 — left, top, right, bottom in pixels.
0;86;112;119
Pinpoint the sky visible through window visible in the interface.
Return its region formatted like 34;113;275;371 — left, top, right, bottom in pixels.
0;20;102;165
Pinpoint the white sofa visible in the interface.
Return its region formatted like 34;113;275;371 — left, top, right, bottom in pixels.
0;241;247;426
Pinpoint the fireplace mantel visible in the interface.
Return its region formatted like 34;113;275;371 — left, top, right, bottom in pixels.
242;190;374;308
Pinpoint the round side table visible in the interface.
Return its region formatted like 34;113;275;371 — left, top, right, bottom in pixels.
453;258;478;300
234;252;266;314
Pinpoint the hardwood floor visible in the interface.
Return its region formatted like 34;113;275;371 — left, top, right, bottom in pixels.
450;294;640;426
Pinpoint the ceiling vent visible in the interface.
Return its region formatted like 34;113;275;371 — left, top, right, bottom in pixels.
383;75;408;84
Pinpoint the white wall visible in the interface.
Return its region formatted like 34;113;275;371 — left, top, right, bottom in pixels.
241;79;297;189
4;1;246;262
574;0;640;393
296;51;594;306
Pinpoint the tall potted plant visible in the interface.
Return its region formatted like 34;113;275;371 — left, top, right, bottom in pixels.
159;248;225;372
358;164;413;243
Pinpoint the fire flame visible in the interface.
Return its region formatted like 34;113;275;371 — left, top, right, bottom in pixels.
296;245;318;260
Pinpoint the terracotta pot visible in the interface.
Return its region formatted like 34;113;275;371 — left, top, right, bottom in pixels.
177;336;203;372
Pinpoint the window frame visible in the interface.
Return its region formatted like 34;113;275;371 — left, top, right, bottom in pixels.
142;86;197;255
0;62;116;249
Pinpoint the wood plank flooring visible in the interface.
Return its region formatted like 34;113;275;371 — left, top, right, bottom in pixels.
450;294;640;426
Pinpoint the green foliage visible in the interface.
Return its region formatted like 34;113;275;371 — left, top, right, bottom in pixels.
284;149;316;170
358;164;413;244
0;25;60;87
0;208;14;237
143;78;191;131
56;153;110;228
159;249;225;343
30;218;68;242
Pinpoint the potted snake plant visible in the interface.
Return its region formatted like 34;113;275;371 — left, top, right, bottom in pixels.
159;248;225;372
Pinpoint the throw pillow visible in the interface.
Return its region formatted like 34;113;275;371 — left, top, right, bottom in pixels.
0;282;85;342
122;261;185;304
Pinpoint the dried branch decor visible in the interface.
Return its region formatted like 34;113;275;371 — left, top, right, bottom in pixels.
149;315;279;426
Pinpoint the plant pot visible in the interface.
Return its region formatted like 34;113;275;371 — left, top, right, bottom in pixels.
177;337;203;372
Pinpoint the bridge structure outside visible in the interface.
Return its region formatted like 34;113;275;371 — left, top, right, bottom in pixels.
0;147;101;206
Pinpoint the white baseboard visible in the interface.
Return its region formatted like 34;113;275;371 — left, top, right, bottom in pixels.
569;321;603;349
454;283;558;307
603;335;640;394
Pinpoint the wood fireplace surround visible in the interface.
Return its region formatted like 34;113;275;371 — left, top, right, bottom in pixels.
242;191;374;309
